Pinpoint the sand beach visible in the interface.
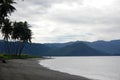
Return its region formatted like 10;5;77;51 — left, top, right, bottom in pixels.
0;58;91;80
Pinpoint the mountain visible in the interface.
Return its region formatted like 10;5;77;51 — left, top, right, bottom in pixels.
44;42;74;48
23;43;51;56
86;40;120;55
0;40;6;53
46;42;108;56
0;40;120;56
0;41;51;56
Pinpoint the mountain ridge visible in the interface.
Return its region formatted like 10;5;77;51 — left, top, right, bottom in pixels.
0;40;119;56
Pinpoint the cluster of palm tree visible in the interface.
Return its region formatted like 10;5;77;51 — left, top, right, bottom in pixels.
12;21;32;56
0;0;32;56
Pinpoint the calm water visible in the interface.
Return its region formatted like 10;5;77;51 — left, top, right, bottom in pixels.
39;56;120;80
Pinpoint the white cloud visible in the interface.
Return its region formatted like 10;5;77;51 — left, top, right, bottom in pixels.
8;0;120;43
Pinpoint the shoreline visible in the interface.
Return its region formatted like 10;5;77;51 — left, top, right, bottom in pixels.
0;58;91;80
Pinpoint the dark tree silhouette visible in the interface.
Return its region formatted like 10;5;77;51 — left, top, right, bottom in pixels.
0;0;16;28
1;18;13;54
0;0;16;16
0;0;32;58
12;21;32;56
1;18;13;41
0;0;16;54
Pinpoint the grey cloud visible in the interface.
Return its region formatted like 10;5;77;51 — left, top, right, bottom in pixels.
10;0;120;43
47;7;120;25
20;0;83;9
12;0;83;21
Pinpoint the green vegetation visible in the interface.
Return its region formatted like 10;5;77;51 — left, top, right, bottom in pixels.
0;54;40;59
0;0;32;57
12;21;32;56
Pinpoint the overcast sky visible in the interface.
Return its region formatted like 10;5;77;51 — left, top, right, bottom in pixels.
9;0;120;43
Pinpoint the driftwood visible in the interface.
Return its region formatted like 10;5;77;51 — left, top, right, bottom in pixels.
0;58;7;63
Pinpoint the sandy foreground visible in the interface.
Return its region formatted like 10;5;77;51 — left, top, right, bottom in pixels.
0;58;91;80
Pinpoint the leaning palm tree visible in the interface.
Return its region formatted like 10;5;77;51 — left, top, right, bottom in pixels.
0;0;16;24
0;0;16;37
0;0;16;18
0;0;16;54
12;21;32;56
1;18;13;54
1;18;13;41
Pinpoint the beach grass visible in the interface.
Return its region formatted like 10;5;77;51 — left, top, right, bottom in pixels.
0;54;41;59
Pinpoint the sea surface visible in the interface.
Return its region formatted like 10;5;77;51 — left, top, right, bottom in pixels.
39;56;120;80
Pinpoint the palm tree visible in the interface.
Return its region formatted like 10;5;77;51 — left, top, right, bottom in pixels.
12;21;32;56
1;18;13;41
1;18;13;54
12;21;32;42
0;0;16;54
22;21;32;43
0;0;16;37
0;0;16;18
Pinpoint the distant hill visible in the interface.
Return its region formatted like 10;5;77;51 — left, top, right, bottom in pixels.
46;42;108;56
44;42;74;48
86;40;120;55
0;40;120;56
0;41;51;56
23;43;51;56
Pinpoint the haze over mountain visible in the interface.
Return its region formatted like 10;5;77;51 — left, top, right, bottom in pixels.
0;40;120;56
86;40;120;55
46;42;107;56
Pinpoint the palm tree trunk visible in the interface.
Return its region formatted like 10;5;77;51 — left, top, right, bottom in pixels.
4;40;9;54
18;42;25;57
15;42;20;56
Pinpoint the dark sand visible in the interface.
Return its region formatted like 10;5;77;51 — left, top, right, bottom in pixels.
0;58;91;80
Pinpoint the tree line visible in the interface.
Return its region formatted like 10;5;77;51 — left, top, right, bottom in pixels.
0;0;32;57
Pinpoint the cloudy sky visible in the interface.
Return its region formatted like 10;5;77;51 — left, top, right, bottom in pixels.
9;0;120;43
